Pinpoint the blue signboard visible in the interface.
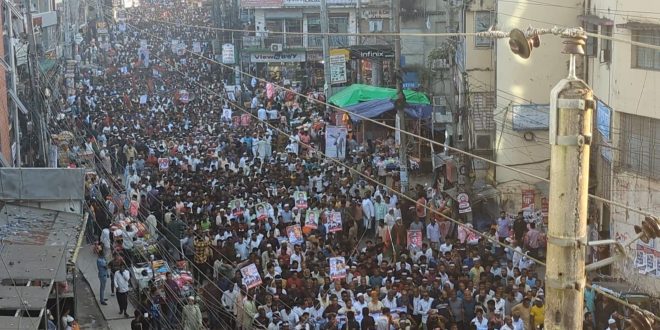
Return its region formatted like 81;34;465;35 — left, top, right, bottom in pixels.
511;104;550;131
596;100;611;141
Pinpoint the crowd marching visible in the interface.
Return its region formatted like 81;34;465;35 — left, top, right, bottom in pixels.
51;1;629;329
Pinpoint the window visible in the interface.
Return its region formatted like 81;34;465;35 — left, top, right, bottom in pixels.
329;15;349;47
474;11;493;48
369;20;383;32
306;15;322;48
632;30;660;70
620;113;660;179
585;23;598;56
285;19;303;47
600;25;612;63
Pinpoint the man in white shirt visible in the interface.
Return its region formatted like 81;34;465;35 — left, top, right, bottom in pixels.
374;307;394;330
361;195;375;235
114;267;131;317
471;308;489;330
415;291;433;328
381;290;399;310
501;315;516;330
258;106;268;121
509;312;525;330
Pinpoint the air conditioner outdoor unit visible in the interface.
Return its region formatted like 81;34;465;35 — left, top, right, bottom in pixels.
474;133;492;150
270;43;283;52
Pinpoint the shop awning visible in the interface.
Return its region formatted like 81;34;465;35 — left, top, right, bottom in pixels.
578;14;614;26
329;83;431;107
343;99;433;122
616;21;660;30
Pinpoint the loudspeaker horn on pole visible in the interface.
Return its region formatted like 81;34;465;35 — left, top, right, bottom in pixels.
508;28;540;59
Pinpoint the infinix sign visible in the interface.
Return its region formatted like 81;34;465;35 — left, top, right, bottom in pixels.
250;52;307;63
357;50;394;59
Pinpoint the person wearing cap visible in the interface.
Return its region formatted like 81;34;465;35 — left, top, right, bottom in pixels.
511;297;532;330
530;298;545;329
181;296;203;330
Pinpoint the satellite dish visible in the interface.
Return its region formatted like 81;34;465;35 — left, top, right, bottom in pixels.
508;28;540;59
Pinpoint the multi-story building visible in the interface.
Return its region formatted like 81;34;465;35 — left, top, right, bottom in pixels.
477;0;659;296
237;0;451;92
238;0;358;89
493;0;584;212
582;0;660;295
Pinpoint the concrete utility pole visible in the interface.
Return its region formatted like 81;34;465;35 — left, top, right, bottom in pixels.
545;35;592;329
23;0;48;166
320;0;332;100
393;0;407;192
7;6;21;167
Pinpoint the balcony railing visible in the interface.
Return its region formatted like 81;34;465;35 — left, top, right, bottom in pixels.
243;34;351;49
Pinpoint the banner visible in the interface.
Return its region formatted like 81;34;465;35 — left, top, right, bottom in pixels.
158;158;169;171
304;209;319;229
232;116;241;127
329;257;347;280
457;192;472;214
241;114;251;126
329;55;347;84
407;230;422;251
294;191;308;209
286;225;304;245
192;42;201;53
241;264;262;289
327;211;342;233
255;203;269;221
325;126;348;159
222;44;235;64
229;199;245;217
522;190;536;210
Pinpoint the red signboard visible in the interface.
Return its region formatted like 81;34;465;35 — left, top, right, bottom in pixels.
541;197;549;223
522;190;536;210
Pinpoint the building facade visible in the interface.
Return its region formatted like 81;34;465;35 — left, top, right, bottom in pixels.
493;0;585;212
582;0;660;296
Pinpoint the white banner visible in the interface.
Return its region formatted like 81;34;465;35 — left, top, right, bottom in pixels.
222;44;235;64
325;126;348;159
329;55;347;84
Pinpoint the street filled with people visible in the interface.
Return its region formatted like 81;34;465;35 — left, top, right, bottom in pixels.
52;1;627;330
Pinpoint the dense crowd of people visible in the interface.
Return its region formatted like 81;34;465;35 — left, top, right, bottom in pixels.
51;1;637;330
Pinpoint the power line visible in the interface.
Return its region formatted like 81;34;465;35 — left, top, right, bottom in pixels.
113;7;660;51
125;14;659;219
114;18;660;321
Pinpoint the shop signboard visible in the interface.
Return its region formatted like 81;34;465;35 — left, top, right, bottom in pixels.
329;54;347;84
351;49;394;59
222;44;235;64
361;8;391;19
241;0;283;8
284;0;355;6
250;52;306;63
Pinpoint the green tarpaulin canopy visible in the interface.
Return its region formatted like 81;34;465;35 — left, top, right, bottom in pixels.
329;84;430;107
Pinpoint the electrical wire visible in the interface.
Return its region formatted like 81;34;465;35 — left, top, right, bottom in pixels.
122;14;660;220
112;6;660;51
113;19;660;321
